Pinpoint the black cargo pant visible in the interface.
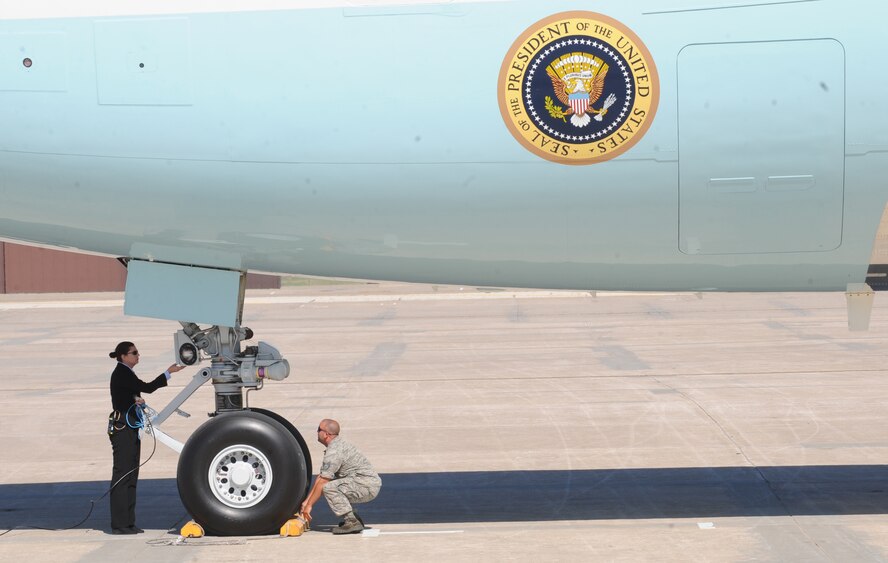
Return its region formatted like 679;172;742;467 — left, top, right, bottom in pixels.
109;425;141;530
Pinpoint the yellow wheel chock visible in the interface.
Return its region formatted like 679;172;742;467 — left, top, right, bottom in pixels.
280;514;310;537
180;520;205;538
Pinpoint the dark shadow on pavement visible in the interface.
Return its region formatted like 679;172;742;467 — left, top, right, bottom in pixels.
2;465;886;532
0;478;186;534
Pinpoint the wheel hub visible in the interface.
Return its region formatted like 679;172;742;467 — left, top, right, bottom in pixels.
229;463;253;487
208;444;274;508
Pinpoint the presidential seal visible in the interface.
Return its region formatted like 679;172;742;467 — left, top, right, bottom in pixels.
498;12;659;165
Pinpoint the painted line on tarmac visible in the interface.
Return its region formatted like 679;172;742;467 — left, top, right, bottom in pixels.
247;291;595;305
0;290;688;311
246;290;685;304
374;530;465;535
0;299;124;310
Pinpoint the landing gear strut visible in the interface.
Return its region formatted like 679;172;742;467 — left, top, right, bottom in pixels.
150;323;311;536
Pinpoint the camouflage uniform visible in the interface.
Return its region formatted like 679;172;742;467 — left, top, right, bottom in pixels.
319;436;381;517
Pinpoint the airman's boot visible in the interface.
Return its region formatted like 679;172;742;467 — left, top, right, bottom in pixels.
338;511;364;526
332;512;364;535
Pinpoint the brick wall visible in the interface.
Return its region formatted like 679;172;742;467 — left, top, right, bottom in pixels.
0;242;279;293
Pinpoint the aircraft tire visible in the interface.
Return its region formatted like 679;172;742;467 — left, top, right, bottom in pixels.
249;407;312;500
177;410;308;536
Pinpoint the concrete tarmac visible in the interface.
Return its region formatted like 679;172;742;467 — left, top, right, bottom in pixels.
1;283;887;562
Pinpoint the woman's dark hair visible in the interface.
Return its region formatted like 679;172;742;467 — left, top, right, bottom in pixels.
109;341;136;360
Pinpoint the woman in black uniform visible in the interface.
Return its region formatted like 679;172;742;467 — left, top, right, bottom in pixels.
108;341;183;534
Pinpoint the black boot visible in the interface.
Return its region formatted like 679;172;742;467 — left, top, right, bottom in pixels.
338;511;364;527
332;512;364;535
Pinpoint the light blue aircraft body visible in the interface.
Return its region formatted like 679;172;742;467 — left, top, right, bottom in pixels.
1;0;886;537
2;0;885;293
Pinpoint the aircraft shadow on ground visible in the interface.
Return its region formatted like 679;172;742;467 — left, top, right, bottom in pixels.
2;465;886;531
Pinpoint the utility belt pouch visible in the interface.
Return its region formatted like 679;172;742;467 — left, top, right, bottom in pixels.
107;410;123;436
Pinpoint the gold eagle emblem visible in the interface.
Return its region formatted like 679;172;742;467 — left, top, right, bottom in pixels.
545;52;617;127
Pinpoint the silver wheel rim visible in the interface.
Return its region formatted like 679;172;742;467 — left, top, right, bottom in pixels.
208;444;274;508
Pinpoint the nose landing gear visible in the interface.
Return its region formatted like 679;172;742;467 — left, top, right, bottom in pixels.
150;323;311;536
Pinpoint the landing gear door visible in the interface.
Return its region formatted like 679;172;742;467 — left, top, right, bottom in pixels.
124;260;245;327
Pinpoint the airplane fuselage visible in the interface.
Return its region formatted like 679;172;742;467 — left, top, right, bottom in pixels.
1;0;886;291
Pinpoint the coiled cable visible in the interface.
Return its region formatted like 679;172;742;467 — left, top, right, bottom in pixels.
0;403;159;537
